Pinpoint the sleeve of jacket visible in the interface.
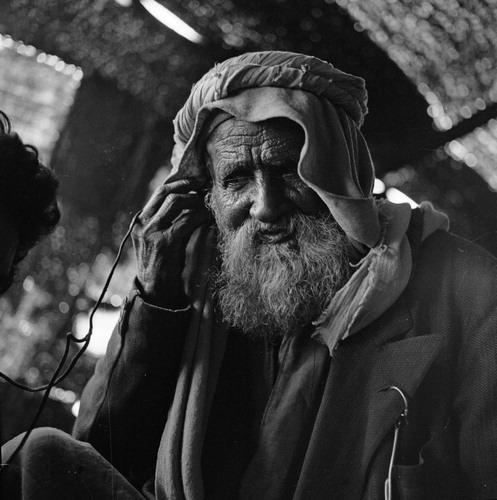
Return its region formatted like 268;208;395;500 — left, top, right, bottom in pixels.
72;289;191;487
399;232;497;499
452;241;497;498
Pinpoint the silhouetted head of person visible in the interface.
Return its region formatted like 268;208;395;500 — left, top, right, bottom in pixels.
0;110;60;293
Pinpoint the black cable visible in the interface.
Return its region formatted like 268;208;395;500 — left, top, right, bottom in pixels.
0;210;141;469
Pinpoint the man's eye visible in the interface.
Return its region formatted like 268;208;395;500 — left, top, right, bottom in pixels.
223;174;250;188
282;172;304;186
282;172;299;180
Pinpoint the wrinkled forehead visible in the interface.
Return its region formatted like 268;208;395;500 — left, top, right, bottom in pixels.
168;88;311;183
203;117;305;178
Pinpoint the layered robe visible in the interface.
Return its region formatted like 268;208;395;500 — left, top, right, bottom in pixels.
72;226;497;499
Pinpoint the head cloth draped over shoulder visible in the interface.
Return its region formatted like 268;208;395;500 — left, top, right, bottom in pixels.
165;50;448;346
168;50;380;248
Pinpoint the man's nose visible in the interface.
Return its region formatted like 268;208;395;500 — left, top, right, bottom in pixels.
249;178;290;223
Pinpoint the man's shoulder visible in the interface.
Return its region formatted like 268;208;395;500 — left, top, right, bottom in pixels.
408;229;497;308
416;230;497;273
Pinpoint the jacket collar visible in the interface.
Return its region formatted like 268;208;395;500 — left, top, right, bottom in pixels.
295;295;443;499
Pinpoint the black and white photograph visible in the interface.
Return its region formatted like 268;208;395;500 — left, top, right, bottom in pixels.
0;1;496;498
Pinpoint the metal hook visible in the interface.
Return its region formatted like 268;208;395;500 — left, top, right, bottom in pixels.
384;386;409;500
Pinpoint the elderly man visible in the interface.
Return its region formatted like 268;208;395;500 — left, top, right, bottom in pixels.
4;52;497;499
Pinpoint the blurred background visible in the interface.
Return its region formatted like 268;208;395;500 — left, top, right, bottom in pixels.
1;0;497;442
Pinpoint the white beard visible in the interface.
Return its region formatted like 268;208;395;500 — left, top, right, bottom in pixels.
209;208;350;341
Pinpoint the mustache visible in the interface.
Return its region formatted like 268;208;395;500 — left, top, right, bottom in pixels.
219;217;293;234
245;219;294;243
220;213;338;242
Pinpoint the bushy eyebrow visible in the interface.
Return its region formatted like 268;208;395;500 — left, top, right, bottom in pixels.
215;157;300;181
215;160;251;178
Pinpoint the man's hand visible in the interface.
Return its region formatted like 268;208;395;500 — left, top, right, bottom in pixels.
132;178;212;308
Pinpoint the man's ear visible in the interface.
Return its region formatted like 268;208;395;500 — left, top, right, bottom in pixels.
202;173;213;207
203;152;215;181
204;190;212;210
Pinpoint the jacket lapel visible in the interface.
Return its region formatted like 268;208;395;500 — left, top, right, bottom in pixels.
360;334;443;473
294;297;443;499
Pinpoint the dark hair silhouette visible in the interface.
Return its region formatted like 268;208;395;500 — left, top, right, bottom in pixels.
0;110;60;282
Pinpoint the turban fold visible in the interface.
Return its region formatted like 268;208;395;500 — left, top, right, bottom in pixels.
168;51;380;248
174;50;368;141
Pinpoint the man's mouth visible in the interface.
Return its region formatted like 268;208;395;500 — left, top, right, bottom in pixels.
256;228;293;243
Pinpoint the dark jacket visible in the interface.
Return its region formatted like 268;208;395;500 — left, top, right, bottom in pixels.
73;231;497;499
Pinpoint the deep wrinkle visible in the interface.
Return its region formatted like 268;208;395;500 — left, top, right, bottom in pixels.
206;118;328;233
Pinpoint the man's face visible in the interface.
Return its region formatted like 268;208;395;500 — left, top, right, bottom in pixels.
206;118;327;235
205;118;349;339
0;209;19;294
